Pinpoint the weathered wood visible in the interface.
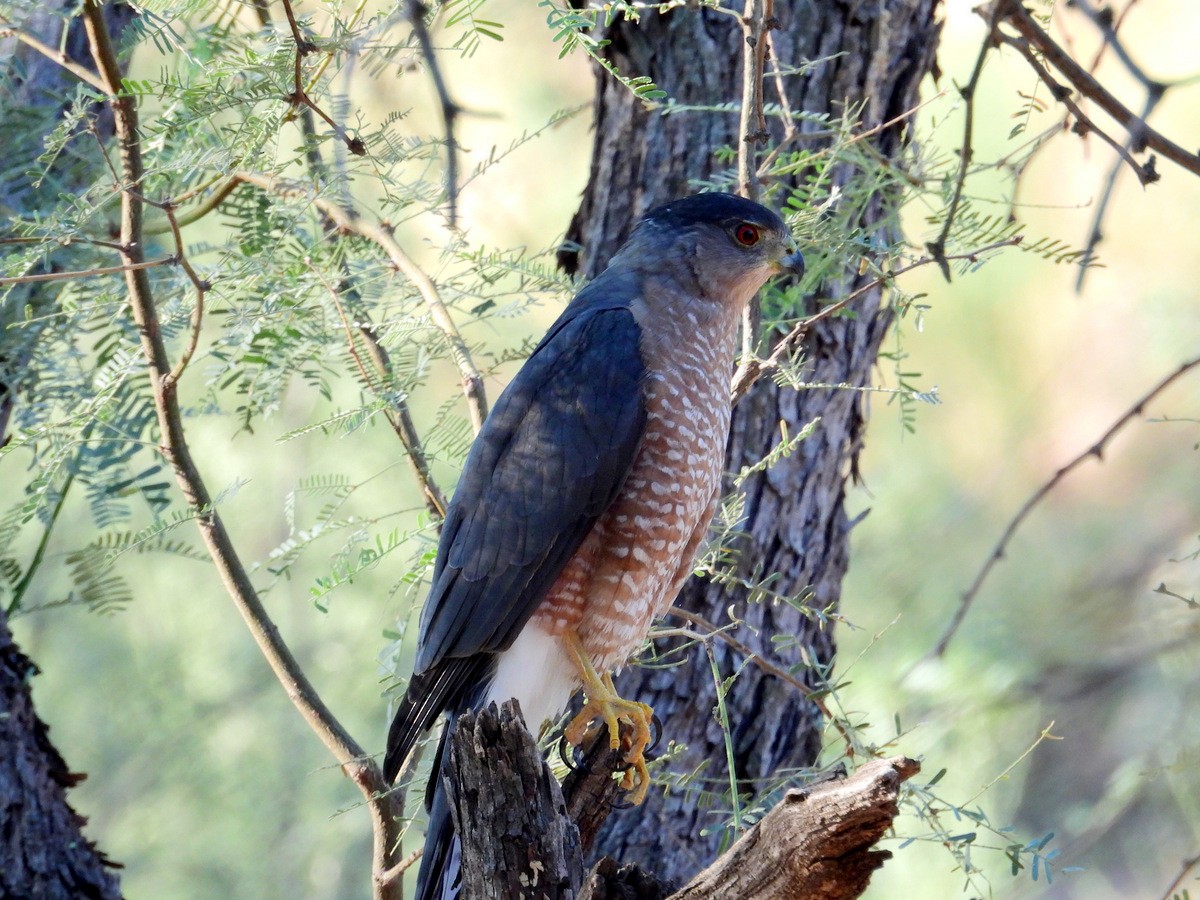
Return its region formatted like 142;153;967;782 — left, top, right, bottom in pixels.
670;757;921;900
447;702;584;898
446;706;915;899
562;1;940;882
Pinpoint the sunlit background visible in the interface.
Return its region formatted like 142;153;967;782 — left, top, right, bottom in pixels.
9;1;1199;898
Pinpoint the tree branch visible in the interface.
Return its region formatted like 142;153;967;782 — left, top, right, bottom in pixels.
0;256;175;286
0;26;108;92
78;5;402;896
280;0;365;155
670;757;920;900
996;0;1200;177
926;353;1200;661
232;170;489;431
312;262;449;519
730;237;1022;402
406;0;463;228
446;702;917;900
736;0;772;368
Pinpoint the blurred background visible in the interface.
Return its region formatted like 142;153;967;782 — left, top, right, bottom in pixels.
7;1;1199;898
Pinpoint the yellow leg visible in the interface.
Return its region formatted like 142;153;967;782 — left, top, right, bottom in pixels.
561;631;654;805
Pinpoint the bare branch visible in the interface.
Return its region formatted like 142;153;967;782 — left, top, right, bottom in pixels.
280;0;365;156
670;757;920;900
0;25;108;92
406;0;463;228
0;256;175;286
926;354;1200;661
996;0;1200;177
925;3;1001;281
736;0;772;366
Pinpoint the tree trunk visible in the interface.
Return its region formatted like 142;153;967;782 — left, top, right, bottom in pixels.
561;1;939;883
0;5;135;896
0;607;122;900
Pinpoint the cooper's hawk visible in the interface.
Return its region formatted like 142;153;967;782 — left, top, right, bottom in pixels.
384;192;803;899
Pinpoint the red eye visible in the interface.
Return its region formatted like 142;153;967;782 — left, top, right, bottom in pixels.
734;223;761;246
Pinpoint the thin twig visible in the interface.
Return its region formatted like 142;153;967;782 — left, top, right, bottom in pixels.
995;30;1156;185
377;847;423;891
730;237;1022;401
926;353;1200;661
1158;852;1200;900
667;607;857;752
0;25;108;92
0;256;176;286
233;170;489;432
754;27;798;178
926;3;1002;281
280;0;365;156
159;200;211;383
406;0;462;228
311;262;448;519
78;5;403;896
997;0;1200;177
1074;90;1161;292
0;234;128;252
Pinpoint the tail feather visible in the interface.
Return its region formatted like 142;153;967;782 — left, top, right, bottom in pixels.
383;656;489;783
414;723;461;900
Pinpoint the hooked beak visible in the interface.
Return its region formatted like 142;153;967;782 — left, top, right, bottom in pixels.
772;239;805;278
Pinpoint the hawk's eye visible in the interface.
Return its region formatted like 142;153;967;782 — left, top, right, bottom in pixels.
733;223;761;247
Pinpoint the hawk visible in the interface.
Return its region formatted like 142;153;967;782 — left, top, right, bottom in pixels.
384;192;803;899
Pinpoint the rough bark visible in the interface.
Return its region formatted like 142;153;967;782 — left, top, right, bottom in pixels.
670;757;921;900
0;606;122;900
448;702;584;898
448;705;918;899
0;5;134;896
560;0;940;883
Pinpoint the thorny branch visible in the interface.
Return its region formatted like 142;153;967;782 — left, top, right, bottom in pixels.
730;237;1022;402
280;0;365;156
77;5;402;897
406;0;463;228
926;353;1200;662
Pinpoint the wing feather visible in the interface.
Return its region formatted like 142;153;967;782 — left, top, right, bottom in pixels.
414;302;647;675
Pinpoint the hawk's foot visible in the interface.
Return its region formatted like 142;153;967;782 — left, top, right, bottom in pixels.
562;634;654;805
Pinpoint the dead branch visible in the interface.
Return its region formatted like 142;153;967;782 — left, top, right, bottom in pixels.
927;353;1200;661
995;0;1200;178
670;757;920;900
445;702;917;900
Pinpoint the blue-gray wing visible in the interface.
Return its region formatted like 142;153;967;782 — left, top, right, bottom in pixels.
416;302;647;672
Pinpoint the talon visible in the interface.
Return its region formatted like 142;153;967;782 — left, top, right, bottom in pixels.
561;632;656;805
